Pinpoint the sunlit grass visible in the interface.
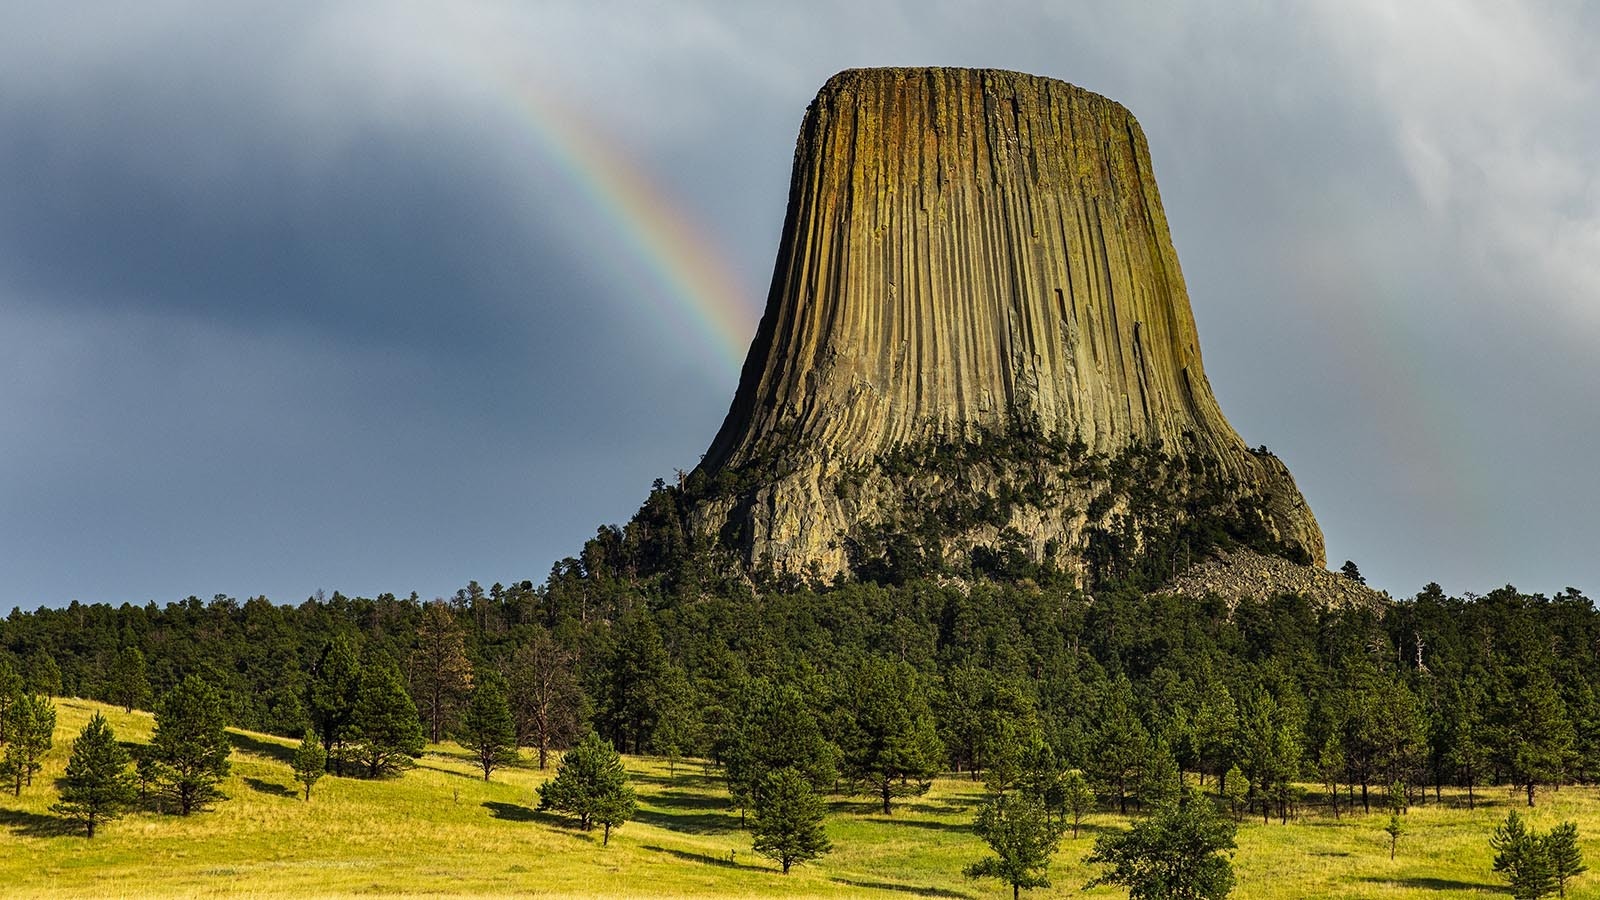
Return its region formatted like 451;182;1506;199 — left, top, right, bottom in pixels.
2;698;1597;897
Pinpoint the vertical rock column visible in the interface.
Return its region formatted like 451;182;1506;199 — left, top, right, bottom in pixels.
695;68;1323;578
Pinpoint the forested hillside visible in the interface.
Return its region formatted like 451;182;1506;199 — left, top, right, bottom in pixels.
4;514;1596;818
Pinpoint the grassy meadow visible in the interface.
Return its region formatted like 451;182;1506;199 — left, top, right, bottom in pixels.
2;698;1597;898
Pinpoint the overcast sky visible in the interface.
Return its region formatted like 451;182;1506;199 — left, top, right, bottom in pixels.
3;1;1596;608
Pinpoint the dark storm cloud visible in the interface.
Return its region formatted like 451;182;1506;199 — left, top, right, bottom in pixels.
1;8;612;359
2;1;1596;606
0;4;733;606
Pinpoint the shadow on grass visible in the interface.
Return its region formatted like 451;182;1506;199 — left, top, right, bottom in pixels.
414;761;488;782
227;731;295;765
831;799;893;816
631;770;720;788
904;800;973;816
431;747;539;772
640;844;768;873
483;801;545;823
864;816;971;833
831;877;975;899
0;807;76;837
634;806;741;835
1360;876;1505;893
497;804;599;840
243;777;298;799
649;790;735;812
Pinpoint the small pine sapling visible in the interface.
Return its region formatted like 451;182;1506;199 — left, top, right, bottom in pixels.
1062;769;1094;839
538;731;636;845
292;730;327;801
1384;781;1406;860
1544;821;1585;898
1222;765;1249;823
1492;811;1556;900
751;767;831;874
1384;813;1404;860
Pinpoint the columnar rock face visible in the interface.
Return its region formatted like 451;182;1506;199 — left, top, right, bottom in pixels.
691;68;1323;581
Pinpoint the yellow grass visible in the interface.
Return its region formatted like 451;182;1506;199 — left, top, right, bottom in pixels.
2;698;1596;898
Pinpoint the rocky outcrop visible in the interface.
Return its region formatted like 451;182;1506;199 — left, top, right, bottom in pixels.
689;68;1323;582
1165;549;1388;609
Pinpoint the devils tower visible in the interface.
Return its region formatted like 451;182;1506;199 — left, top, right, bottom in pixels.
684;68;1323;584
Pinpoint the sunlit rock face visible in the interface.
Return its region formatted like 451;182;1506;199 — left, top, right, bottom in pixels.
692;68;1323;582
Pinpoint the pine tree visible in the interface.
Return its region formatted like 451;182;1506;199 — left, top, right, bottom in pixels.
1221;765;1248;823
652;702;691;781
938;664;989;780
1316;732;1346;820
508;628;582;769
538;731;636;845
1062;769;1095;839
1494;667;1575;807
25;650;61;698
132;746;160;808
1191;682;1237;787
457;672;517;781
1;693;55;795
348;657;425;778
1544;821;1585;899
107;647;152;713
650;666;701;781
1492;811;1556;900
1086;792;1237;900
51;713;136;837
0;658;22;742
599;610;670;754
722;679;837;823
308;634;361;774
939;666;1038;787
1140;741;1183;810
411;601;473;744
1384;812;1404;860
292;730;327;800
1238;688;1301;824
1444;674;1489;809
1091;675;1151;814
965;790;1065;900
151;675;232;814
837;658;944;815
593;779;638;847
1016;739;1065;823
1381;780;1407;859
751;767;831;874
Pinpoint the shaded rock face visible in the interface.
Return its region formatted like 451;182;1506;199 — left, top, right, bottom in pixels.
692;68;1323;581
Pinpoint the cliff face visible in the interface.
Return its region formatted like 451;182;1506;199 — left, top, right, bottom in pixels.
691;68;1323;582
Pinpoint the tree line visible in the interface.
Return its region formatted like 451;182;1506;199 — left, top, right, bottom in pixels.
3;545;1597;898
5;562;1597;819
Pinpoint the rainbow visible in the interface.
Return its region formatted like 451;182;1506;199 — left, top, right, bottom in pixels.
496;68;759;378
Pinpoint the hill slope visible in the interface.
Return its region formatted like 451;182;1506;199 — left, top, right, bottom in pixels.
3;698;1596;898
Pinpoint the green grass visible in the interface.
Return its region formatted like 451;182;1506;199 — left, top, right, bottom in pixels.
2;698;1597;898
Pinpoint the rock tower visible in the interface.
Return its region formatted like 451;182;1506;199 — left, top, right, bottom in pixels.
689;68;1323;582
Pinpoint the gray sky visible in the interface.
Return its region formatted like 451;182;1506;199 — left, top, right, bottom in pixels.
2;1;1596;607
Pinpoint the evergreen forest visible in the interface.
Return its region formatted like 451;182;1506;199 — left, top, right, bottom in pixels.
4;482;1597;828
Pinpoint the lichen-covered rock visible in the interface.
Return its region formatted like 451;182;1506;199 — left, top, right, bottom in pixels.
691;68;1324;581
